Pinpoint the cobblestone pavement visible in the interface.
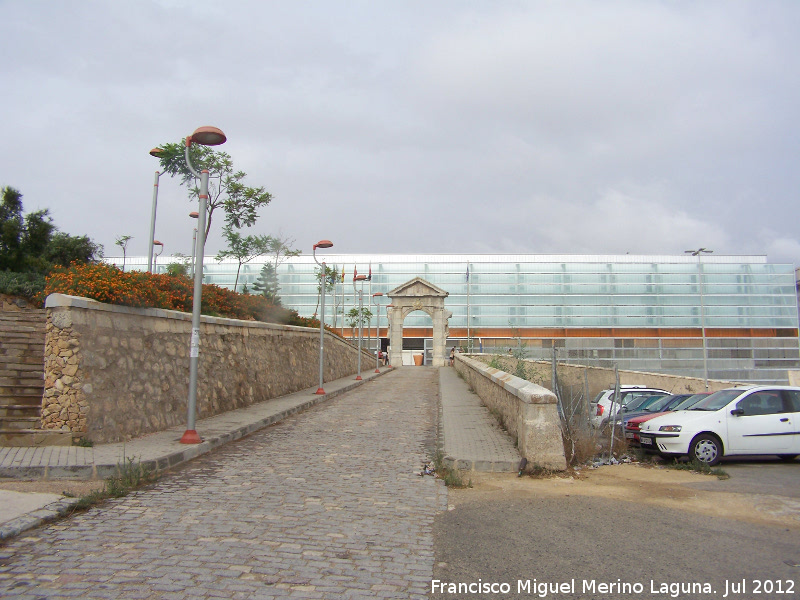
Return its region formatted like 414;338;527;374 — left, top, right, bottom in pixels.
0;368;447;599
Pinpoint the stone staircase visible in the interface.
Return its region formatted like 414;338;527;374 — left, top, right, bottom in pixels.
0;310;71;446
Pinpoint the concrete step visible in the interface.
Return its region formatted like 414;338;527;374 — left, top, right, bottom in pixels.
0;429;72;447
0;376;44;388
0;395;42;408
0;355;44;367
0;415;39;430
0;384;44;397
0;405;40;418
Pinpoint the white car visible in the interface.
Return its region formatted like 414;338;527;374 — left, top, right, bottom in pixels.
638;385;800;466
589;386;669;429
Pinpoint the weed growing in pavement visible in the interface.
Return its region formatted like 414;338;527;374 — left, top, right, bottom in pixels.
432;450;473;488
665;458;730;480
73;437;94;447
71;457;159;511
520;461;558;478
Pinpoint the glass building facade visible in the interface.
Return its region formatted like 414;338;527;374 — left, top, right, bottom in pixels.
112;254;800;385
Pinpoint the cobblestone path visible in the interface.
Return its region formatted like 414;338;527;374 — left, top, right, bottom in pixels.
0;368;447;599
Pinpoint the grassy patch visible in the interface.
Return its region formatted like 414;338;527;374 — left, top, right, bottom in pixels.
71;457;159;511
665;458;730;480
432;450;473;488
73;437;94;447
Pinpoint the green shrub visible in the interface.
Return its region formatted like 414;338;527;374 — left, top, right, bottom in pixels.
0;271;46;301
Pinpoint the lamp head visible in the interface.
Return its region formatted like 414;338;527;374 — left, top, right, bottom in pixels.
189;212;199;219
313;239;333;250
149;147;163;157
372;292;383;297
354;275;367;281
188;126;227;147
153;240;163;246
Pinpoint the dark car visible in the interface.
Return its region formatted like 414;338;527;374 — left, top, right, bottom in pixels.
624;393;711;446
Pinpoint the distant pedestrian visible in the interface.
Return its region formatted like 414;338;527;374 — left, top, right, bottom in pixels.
449;347;455;366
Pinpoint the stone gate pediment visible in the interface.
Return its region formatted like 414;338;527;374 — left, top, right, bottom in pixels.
387;277;449;299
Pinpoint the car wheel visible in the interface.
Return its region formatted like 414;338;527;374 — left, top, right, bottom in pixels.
777;454;798;461
689;434;722;466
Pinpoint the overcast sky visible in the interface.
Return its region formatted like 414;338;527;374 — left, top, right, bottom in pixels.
3;1;799;265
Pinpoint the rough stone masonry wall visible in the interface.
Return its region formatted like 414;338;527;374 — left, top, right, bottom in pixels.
42;294;371;443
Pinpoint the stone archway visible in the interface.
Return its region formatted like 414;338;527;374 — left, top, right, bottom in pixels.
387;277;452;367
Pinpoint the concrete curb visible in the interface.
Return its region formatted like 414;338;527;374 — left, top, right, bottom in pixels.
0;496;81;541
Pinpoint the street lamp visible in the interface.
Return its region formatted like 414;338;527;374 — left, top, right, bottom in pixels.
686;248;713;390
385;304;395;367
189;211;199;278
372;292;383;372
152;240;164;272
313;239;333;395
353;274;367;380
148;148;165;274
181;125;227;445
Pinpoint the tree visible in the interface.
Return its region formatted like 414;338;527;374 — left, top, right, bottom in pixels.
346;306;373;339
0;186;54;272
165;254;190;278
265;233;301;269
115;235;132;272
313;264;338;316
251;263;281;304
1;186;100;274
215;226;274;292
152;142;273;238
45;232;102;267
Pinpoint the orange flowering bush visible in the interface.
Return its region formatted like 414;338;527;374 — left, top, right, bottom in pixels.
43;262;294;323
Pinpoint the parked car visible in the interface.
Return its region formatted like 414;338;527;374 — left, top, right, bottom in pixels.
613;394;691;429
638;386;800;465
590;386;669;429
624;393;710;445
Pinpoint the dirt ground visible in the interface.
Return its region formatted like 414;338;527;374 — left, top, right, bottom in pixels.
451;462;800;529
2;462;798;530
0;478;105;498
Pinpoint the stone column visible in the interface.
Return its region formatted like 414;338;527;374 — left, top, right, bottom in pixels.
388;306;403;367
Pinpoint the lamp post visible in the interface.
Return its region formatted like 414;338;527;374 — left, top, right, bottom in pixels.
152;240;164;272
385;304;394;367
372;292;383;372
353;274;367;380
181;126;227;445
686;248;712;390
313;240;333;395
189;211;199;278
148;148;165;274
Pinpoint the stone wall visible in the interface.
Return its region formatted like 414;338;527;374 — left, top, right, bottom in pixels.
42;294;372;443
454;354;567;470
470;354;741;402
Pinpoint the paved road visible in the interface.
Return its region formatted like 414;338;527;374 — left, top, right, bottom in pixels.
433;463;800;600
0;368;447;599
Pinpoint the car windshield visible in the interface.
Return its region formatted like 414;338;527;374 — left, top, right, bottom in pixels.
644;395;677;412
690;389;747;411
671;394;709;410
623;396;653;411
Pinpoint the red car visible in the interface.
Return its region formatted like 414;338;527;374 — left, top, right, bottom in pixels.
625;393;710;446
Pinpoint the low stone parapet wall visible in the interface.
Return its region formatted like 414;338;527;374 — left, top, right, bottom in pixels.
469;354;741;402
42;293;371;444
454;354;567;470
